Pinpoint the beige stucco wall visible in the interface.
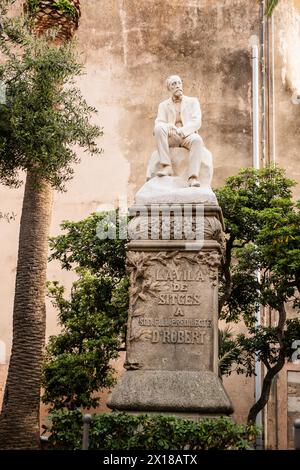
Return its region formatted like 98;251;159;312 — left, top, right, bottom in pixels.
1;0;300;442
274;0;300;200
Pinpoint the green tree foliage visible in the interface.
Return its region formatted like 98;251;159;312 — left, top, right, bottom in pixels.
216;166;300;423
42;212;128;410
43;410;258;450
0;18;102;189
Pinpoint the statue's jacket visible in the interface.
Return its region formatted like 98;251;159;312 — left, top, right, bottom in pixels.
155;95;202;138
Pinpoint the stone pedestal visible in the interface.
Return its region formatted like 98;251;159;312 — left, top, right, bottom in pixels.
108;202;233;416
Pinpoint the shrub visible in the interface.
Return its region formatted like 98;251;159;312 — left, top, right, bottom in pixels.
43;410;258;450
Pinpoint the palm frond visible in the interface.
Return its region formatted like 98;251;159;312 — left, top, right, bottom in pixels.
265;0;279;17
218;327;241;376
219;348;240;375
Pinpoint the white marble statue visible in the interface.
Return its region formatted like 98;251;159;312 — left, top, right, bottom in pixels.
146;75;213;188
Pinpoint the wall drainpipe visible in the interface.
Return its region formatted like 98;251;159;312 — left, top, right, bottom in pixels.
252;37;263;449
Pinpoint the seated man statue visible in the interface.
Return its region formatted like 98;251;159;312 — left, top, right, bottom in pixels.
149;75;213;188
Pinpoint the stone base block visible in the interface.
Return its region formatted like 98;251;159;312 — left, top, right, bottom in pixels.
135;176;217;205
107;370;233;415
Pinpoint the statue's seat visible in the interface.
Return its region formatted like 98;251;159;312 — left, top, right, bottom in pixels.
146;147;213;189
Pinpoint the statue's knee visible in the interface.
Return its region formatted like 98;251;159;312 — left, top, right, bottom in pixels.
190;134;204;147
197;135;204;146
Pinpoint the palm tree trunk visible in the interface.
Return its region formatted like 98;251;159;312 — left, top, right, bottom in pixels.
0;171;52;449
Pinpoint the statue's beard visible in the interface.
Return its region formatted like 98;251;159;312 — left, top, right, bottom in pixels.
173;89;183;99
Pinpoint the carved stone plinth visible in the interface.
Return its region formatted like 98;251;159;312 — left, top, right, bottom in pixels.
108;203;233;416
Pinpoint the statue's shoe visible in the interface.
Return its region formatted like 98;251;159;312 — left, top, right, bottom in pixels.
156;165;173;177
188;177;201;187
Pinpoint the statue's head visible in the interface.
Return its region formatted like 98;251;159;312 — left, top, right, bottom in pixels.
166;75;183;99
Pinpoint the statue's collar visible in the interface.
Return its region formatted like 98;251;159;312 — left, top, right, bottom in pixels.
167;95;187;107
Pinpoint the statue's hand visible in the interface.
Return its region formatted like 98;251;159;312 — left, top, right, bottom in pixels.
168;127;182;147
168;125;177;136
176;128;184;138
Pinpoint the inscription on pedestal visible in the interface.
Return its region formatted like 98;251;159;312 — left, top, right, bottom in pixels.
126;251;219;371
151;330;207;344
